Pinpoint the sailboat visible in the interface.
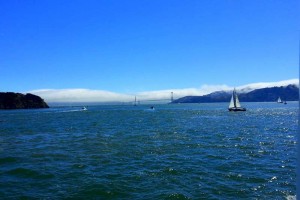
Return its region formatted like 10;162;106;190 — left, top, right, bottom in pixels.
134;96;137;106
277;97;283;103
228;89;246;112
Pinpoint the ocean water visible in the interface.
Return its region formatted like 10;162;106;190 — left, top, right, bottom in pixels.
0;102;297;199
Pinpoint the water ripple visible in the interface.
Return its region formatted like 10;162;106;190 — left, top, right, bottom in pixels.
0;103;297;199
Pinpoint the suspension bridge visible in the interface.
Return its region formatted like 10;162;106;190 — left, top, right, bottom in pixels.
124;92;175;105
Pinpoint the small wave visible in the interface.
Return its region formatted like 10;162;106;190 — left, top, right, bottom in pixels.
72;163;87;169
162;167;179;175
0;157;18;164
40;108;84;113
145;108;156;112
163;193;191;200
59;109;84;113
70;184;129;199
6;168;54;179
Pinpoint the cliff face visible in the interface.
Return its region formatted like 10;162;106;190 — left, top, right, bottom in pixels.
0;92;49;109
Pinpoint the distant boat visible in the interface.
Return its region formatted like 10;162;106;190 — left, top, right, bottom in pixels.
277;97;283;103
82;107;87;111
228;89;246;112
284;101;287;104
134;96;137;106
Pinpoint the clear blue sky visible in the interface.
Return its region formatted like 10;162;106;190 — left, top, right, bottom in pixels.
0;0;298;93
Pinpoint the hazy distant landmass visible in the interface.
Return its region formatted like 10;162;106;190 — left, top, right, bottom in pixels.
172;84;299;103
0;92;49;109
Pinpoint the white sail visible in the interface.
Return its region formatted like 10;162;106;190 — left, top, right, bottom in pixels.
229;95;235;108
234;92;242;108
277;97;282;103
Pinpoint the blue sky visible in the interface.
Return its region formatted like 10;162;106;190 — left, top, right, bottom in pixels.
0;0;299;100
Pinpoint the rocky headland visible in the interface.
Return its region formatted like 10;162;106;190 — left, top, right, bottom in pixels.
0;92;49;109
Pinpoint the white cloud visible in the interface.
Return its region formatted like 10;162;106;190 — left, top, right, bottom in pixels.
28;89;133;102
136;84;232;100
27;79;299;103
236;79;299;93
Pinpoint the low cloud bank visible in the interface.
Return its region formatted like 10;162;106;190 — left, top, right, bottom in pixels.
29;89;133;103
236;79;299;93
28;79;298;103
136;84;232;101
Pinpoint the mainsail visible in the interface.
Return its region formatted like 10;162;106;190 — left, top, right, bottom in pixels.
229;89;241;108
234;91;241;107
229;95;235;108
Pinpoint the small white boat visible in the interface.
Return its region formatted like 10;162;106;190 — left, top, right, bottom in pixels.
145;106;155;112
228;89;246;112
82;107;87;111
277;97;283;103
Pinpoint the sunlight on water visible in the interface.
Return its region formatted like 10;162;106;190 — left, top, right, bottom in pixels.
286;195;296;200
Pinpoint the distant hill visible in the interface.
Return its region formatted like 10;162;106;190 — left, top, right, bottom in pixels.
172;84;299;103
0;92;49;109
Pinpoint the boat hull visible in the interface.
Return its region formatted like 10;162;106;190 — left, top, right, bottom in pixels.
228;107;246;112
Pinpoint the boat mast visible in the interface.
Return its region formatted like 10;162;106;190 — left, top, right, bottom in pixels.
233;89;237;108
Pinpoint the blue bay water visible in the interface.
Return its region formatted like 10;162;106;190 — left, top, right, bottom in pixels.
0;102;297;199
